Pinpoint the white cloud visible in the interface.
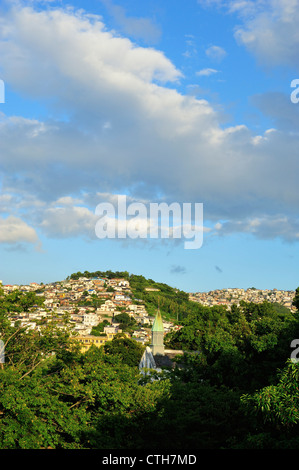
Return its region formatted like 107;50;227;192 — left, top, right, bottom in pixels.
40;206;98;238
214;214;299;241
0;3;298;244
197;68;219;76
0;216;39;244
54;196;84;206
250;91;299;131
205;45;227;61
200;0;299;70
0;6;180;94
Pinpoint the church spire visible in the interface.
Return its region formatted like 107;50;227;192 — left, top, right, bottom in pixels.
151;307;164;356
152;308;164;333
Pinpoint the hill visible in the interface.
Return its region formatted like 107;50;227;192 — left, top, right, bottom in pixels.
1;272;299;448
67;269;210;323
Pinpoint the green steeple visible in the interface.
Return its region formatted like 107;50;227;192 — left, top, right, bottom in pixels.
152;308;164;332
151;307;165;355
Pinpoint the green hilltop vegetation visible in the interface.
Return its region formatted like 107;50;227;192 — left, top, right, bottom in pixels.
68;269;208;322
1;273;299;449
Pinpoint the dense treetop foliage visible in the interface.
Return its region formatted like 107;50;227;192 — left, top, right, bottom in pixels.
1;275;299;449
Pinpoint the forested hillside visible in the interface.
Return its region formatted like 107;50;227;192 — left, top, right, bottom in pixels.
1;276;299;449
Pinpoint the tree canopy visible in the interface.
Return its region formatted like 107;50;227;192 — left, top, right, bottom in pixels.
1;281;299;449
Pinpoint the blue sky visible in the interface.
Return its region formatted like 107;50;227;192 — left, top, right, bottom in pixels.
0;0;299;293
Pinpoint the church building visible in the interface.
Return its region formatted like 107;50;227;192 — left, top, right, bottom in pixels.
139;308;184;375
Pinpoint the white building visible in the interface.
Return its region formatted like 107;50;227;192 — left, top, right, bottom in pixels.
83;313;99;327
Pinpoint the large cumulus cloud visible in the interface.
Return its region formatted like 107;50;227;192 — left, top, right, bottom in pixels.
0;2;298;244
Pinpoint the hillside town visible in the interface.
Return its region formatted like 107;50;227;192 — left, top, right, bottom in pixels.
0;276;297;354
0;276;177;350
189;287;296;312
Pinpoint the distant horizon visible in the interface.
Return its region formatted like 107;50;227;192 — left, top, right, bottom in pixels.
1;270;296;295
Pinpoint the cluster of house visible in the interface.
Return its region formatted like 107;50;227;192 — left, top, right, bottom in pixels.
189;287;296;312
2;276;296;357
0;277;176;352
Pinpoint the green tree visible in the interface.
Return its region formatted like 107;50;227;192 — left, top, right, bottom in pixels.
0;289;44;315
0;302;169;449
0;367;87;448
142;380;250;449
103;336;145;367
240;360;299;448
113;312;137;333
3;280;299;449
165;301;299;391
293;287;299;311
241;360;299;427
90;320;110;336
